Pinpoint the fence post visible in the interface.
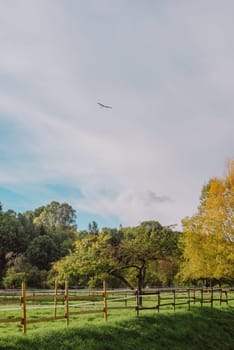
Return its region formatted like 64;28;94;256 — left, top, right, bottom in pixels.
188;288;191;311
225;290;228;305
54;280;58;318
21;282;27;334
157;291;160;313
65;281;69;326
193;289;196;304
173;289;176;312
136;289;140;316
125;293;127;307
219;288;222;306
103;281;108;321
200;288;203;307
210;287;213;308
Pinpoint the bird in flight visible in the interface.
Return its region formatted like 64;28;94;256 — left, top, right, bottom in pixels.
97;102;112;109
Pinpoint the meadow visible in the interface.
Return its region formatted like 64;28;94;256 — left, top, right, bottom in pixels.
0;287;233;350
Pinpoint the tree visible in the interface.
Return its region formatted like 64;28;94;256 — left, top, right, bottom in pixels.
54;233;112;287
26;235;59;270
179;160;234;284
118;222;180;294
33;201;77;229
0;209;26;282
88;221;99;235
2;268;26;288
0;201;79;287
50;226;77;257
53;221;180;299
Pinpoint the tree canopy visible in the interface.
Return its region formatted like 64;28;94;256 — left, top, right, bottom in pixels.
53;221;181;293
33;201;77;229
0;201;78;288
179;160;234;284
0;160;233;289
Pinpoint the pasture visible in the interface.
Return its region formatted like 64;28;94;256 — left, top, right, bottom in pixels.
0;288;234;350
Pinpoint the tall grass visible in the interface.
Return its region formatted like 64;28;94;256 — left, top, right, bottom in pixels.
0;306;233;350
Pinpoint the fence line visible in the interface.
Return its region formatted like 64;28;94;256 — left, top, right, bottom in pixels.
135;287;234;314
0;283;233;334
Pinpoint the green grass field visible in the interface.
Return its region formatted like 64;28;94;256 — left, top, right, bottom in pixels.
0;289;233;350
0;306;233;350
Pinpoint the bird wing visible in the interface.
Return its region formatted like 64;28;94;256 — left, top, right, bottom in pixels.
97;102;112;109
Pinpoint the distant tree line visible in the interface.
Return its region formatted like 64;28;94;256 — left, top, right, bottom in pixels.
0;201;77;288
0;160;233;289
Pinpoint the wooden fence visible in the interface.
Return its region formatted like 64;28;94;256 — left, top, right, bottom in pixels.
0;283;233;334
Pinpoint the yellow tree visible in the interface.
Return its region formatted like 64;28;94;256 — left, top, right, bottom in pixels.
179;160;234;284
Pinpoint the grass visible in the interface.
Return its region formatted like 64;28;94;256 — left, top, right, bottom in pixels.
0;289;233;349
0;306;233;350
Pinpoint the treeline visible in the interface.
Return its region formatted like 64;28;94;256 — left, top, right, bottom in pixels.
0;201;77;288
0;160;233;289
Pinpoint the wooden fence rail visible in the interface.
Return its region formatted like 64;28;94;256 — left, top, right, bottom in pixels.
0;283;233;334
136;287;233;313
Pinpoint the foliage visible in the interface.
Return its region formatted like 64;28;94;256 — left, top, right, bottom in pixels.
0;201;78;288
179;160;234;284
2;267;26;288
0;161;233;289
33;201;77;229
53;221;181;292
0;209;25;281
88;221;99;235
26;236;60;270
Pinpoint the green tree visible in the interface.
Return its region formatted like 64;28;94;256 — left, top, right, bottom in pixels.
2;268;26;288
50;226;77;257
0;201;79;287
53;221;180;298
88;221;99;235
54;233;112;287
33;201;77;229
26;235;59;270
119;222;180;293
0;209;25;282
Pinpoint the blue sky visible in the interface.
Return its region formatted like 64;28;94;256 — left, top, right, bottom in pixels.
0;1;233;230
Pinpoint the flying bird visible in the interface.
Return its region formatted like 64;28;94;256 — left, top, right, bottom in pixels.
97;102;112;109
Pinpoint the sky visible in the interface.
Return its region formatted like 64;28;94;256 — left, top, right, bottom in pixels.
0;0;233;231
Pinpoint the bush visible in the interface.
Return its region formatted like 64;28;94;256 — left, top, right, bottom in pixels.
2;267;25;288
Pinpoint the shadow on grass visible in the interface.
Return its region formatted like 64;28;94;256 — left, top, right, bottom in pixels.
0;307;233;350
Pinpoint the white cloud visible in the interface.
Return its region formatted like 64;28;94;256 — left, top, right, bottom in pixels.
0;1;233;228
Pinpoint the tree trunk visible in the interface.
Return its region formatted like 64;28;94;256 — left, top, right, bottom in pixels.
137;266;146;306
110;272;135;290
